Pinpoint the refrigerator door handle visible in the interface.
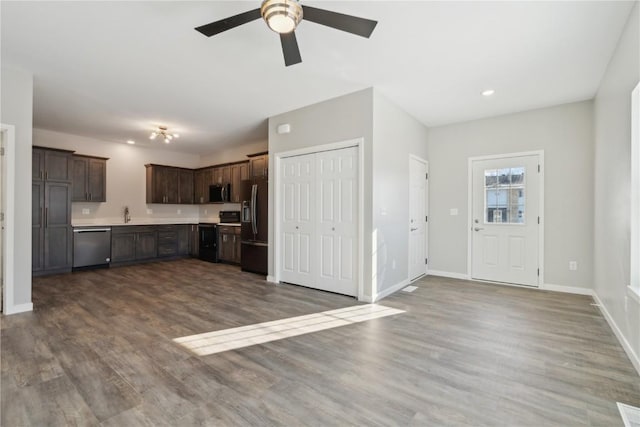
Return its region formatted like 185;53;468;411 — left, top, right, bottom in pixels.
251;184;258;236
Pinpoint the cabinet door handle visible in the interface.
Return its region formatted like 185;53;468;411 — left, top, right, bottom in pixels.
45;171;48;180
45;207;48;228
89;193;92;201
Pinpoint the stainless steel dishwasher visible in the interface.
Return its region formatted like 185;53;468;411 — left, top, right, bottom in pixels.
73;227;112;269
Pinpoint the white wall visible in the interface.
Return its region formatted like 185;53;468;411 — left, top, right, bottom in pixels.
593;3;640;370
268;88;375;299
372;90;429;296
427;101;594;289
1;67;33;310
199;140;267;168
34;128;201;224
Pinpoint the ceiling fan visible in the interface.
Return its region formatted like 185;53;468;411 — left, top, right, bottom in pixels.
195;0;378;67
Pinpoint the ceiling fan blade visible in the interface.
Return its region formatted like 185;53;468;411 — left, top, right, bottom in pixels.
195;8;262;37
301;5;377;38
280;32;302;67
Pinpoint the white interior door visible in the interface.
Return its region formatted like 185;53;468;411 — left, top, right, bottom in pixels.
279;146;359;297
471;154;540;286
409;156;427;281
280;154;315;287
316;147;358;296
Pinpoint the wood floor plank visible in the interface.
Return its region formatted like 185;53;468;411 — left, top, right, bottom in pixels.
1;259;638;426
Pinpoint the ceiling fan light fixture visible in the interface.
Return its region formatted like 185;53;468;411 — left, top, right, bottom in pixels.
261;0;303;34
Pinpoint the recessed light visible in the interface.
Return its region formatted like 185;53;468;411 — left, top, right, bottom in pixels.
482;89;495;97
126;140;135;145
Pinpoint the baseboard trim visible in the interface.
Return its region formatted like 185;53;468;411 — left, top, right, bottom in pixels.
266;276;278;284
426;270;469;280
592;292;640;376
4;302;33;315
541;283;594;296
373;279;410;302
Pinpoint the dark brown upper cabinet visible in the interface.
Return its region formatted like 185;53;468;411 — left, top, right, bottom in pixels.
33;147;73;182
178;169;194;204
194;167;214;204
230;162;249;203
146;164;192;204
247;152;269;178
213;165;231;185
72;155;108;202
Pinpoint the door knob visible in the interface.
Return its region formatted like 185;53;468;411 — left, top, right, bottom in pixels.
474;227;484;231
410;228;418;231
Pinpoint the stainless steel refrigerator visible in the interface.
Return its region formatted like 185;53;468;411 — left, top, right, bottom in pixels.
240;177;268;275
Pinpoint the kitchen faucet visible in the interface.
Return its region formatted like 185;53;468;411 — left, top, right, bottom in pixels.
123;206;131;224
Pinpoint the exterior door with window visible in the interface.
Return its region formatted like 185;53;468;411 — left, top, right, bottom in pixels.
471;154;540;286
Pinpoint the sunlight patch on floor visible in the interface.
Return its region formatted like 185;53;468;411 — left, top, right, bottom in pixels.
618;402;640;427
174;304;405;356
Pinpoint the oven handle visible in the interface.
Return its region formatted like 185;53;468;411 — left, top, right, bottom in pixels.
73;228;112;233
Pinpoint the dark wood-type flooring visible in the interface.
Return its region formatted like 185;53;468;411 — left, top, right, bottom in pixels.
2;259;639;426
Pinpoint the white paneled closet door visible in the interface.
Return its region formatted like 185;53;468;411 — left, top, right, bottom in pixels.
316;147;358;296
280;154;315;287
279;146;359;297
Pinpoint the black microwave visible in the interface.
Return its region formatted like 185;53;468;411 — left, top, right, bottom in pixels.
209;184;231;203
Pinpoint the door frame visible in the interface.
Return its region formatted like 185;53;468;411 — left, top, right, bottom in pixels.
467;150;545;287
273;138;365;300
1;124;16;314
408;154;428;282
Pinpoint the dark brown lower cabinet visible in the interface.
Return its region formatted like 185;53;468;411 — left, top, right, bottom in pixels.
32;182;44;272
218;226;241;264
177;225;189;255
32;181;72;275
188;224;199;256
111;232;136;263
136;229;158;260
111;225;190;266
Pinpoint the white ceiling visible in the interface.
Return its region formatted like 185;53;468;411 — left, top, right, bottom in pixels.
1;1;634;155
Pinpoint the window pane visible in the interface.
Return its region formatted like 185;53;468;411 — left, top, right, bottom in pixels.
498;168;510;185
485;169;497;187
511;167;525;184
484;166;526;224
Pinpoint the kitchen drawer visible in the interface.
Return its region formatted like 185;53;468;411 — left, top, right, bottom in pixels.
218;225;236;234
158;231;178;241
158;244;178;257
112;225;156;234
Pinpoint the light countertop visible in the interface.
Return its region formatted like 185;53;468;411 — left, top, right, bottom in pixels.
72;219;242;227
